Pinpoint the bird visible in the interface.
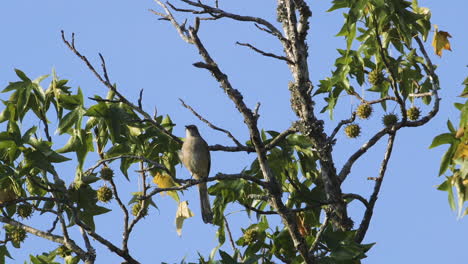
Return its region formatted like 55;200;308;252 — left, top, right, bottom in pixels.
179;125;213;224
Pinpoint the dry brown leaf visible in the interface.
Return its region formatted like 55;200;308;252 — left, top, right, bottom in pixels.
432;26;452;57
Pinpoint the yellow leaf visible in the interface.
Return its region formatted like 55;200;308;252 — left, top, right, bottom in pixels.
152;172;177;189
454;143;468;160
296;213;310;236
152;172;180;202
175;201;194;236
456;127;465;139
432;26;452;57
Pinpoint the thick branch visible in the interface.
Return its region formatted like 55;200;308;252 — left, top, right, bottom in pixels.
0;216;89;261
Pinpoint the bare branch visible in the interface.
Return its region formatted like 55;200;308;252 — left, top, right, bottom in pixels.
343;193;369;209
208;144;253;152
224;216;238;252
329;112;356;142
338;127;392;182
309;212;329;253
152;2;192;43
61;31;183;145
148;172;269;198
409;91;433;98
236;42;294;64
238;201;324;215
85;155;171;176
265;126;298;150
179;98;245;148
355;133;396;243
176;0;287;43
88;97;121;103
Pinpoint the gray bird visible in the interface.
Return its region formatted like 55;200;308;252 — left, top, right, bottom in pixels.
179;125;213;224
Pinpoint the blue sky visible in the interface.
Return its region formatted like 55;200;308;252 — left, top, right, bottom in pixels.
0;0;467;263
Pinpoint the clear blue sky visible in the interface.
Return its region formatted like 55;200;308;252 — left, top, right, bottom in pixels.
0;0;467;263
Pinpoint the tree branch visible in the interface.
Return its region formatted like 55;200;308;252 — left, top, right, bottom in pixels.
309;212;329;254
61;31;183;145
0;216;90;262
329;112;356;142
179;98;246;148
355;133;396;243
148;172;269;199
236;42;294;64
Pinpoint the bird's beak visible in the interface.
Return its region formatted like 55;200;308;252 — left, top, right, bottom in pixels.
185;125;189;129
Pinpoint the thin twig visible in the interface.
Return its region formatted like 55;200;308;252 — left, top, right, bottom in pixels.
329;112;356;142
343;193;369;208
236;42;294;64
355;133;396;243
61;31;183;145
309;213;329;253
224;216;238;252
179;98;245;147
149;172;268;198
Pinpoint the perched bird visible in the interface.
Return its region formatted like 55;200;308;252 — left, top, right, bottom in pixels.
179;125;213;224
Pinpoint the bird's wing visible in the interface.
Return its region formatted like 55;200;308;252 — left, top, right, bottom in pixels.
204;139;211;177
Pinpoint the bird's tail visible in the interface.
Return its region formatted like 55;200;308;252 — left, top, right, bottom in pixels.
198;182;213;224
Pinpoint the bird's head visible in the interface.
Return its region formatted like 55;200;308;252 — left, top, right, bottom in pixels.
185;125;201;137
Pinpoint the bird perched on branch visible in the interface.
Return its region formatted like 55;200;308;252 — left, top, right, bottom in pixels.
179;125;213;224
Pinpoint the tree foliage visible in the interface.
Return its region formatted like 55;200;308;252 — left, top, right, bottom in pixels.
0;0;449;263
432;76;468;218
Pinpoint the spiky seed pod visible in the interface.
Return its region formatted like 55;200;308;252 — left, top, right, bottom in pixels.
407;106;421;121
56;245;72;258
17;204;33;219
132;202;148;217
97;186;113;203
344;124;361;138
243;229;258;244
100;167;114;181
356;104;373;119
382;114;398;127
368;70;384;86
5;225;27;244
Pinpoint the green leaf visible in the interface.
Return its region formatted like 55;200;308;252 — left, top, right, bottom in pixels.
0;245;11;264
447;119;456;133
15;69;31;82
218;250;238;264
65;256;80;264
57;109;81;135
429;133;455;149
439;144;457;176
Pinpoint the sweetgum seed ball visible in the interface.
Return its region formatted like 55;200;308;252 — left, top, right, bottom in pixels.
382;114;398;127
407;106;421;121
97;186;113;203
368;70;384;86
100;167;114;181
132;202;148;217
243;229;258;244
344;124;361;138
17;204;33;219
5;225;27;244
356;104;373;119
